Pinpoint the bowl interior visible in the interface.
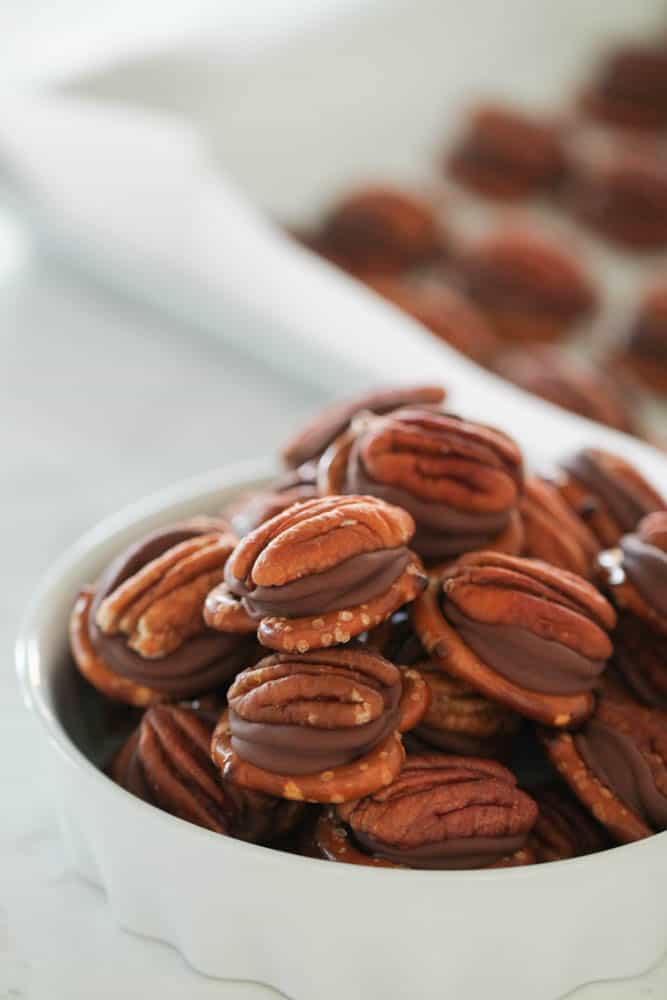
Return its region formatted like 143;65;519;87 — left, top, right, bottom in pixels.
17;454;667;870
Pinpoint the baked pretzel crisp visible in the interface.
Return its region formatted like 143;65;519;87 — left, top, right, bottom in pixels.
212;714;404;804
413;553;616;726
413;662;520;758
210;648;414;803
206;495;427;652
70;588;163;707
540;697;667;843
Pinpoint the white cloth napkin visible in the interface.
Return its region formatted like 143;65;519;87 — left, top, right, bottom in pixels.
0;85;663;482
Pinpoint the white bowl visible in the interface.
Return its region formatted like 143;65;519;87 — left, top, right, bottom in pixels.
16;455;667;1000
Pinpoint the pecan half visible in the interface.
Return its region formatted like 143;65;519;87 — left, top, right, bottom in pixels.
559;448;665;546
70;520;257;704
520;475;599;577
318;407;524;562
96;530;236;658
336;754;537;869
111;703;304;842
281;384;446;468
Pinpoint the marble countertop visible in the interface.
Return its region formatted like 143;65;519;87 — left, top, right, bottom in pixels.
2;206;666;998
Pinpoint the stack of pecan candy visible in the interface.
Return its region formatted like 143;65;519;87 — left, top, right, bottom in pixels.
70;384;667;868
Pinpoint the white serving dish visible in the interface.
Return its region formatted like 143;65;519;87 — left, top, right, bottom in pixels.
16;441;667;1000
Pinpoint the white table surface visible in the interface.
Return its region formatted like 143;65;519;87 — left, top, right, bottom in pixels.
2;201;666;999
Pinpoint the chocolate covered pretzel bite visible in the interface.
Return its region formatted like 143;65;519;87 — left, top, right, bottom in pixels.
542;697;667;843
365;611;520;758
318;407;524;563
211;647;428;803
413;552;616;727
69;519;258;706
557;448;665;547
205;495;427;652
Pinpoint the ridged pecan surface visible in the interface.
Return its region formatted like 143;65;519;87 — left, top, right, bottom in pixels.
337;754;536;847
96;530;236;658
226;495;415;589
228;648;400;730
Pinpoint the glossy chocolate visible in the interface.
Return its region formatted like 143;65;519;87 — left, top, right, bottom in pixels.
226;547;410;619
345;463;510;558
445;603;605;694
228;686;400;775
620;534;667;618
353;830;526;869
575;721;667;830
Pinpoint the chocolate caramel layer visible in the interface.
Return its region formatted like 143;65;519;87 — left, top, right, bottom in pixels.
620;534;667;618
345;466;510;558
575;721;667;830
352;830;527;869
228;685;400;775
445;603;605;694
90;526;253;696
227;547;410;619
